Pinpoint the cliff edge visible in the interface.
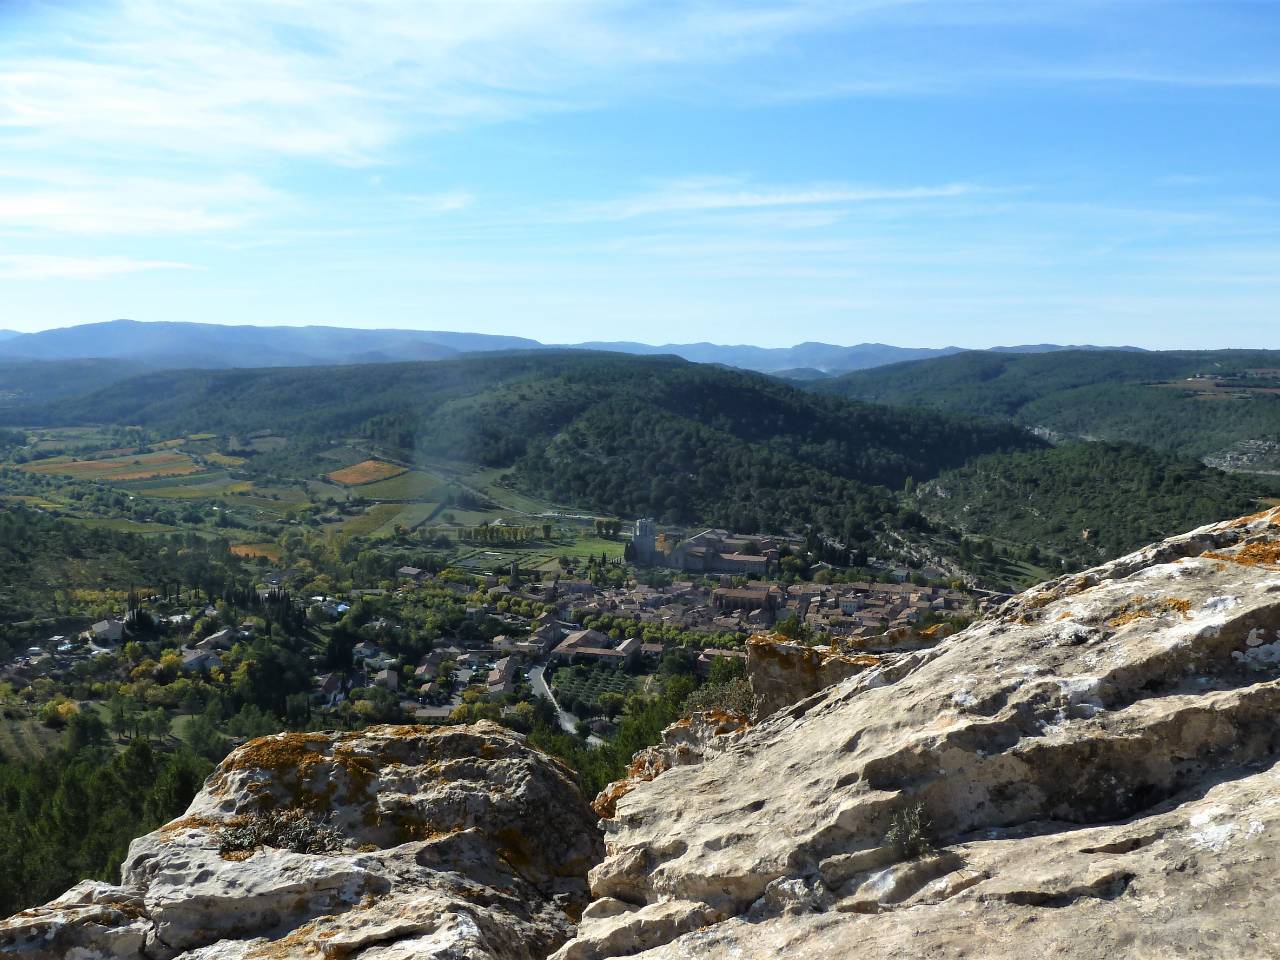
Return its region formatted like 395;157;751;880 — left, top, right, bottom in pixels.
558;507;1280;959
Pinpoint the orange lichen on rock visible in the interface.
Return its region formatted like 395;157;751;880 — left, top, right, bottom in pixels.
1107;596;1193;628
220;732;332;776
1202;541;1280;569
1226;506;1280;528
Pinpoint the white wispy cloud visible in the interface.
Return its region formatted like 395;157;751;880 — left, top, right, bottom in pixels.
0;254;193;279
402;191;476;214
0;172;278;236
0;1;887;168
570;178;978;220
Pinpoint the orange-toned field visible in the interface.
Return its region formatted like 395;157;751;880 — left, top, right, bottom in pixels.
230;542;284;561
326;459;406;486
22;450;202;482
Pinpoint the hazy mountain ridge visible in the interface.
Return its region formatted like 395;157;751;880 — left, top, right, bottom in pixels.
0;319;1151;377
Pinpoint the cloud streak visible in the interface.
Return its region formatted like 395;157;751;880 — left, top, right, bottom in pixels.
569;179;979;220
0;254;193;280
0;173;277;236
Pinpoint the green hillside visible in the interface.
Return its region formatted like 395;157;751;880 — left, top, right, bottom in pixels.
917;442;1276;569
0;507;247;618
5;351;1041;547
813;349;1280;462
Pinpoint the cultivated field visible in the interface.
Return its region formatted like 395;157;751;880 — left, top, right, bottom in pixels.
230;542;284;561
551;667;634;709
326;459;407;486
355;469;446;500
23;450;202;482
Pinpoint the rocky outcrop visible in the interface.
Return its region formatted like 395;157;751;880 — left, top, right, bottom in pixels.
591;711;752;819
0;722;603;960
559;507;1280;959
745;635;883;717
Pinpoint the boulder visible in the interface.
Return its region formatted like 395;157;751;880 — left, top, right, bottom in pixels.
556;507;1280;959
0;722;603;960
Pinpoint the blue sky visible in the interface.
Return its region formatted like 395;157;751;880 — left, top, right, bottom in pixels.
1;0;1278;348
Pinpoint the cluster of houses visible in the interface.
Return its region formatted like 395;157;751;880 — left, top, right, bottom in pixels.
548;626;665;664
632;521;793;576
786;580;973;638
516;573;974;641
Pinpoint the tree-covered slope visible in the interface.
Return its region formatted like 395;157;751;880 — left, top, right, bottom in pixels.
6;351;1041;539
813;349;1280;460
0;359;149;407
0;503;247;627
916;442;1276;568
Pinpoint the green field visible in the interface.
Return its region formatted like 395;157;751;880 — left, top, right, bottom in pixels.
357;469;447;500
357;501;441;537
74;517;184;535
447;532;626;572
459;466;562;514
336;503;406;538
120;472;242;496
0;718;61;761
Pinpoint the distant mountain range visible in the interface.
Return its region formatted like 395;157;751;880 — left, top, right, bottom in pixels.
564;339;966;373
0;319;1148;376
0;320;539;370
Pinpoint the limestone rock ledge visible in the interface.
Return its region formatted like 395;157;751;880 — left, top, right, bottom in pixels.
0;721;604;960
557;507;1280;959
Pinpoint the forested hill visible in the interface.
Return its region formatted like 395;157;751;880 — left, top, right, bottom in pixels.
0;504;247;627
6;351;1040;538
811;349;1280;462
916;442;1275;569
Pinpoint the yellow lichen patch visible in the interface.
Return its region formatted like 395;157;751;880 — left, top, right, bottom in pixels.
158;813;241;835
1226;506;1280;528
491;825;537;873
1025;590;1060;610
1107;596;1193;628
394;820;462;844
245;915;331;959
1202;541;1280;569
1056;611;1074;621
222;732;333;775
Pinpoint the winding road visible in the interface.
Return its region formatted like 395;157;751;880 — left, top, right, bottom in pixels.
529;662;605;746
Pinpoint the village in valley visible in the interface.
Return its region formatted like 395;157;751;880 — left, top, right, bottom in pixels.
2;477;983;754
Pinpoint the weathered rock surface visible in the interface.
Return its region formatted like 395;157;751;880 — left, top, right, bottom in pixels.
559;508;1280;959
0;722;603;960
745;635;883;717
592;711;752;819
